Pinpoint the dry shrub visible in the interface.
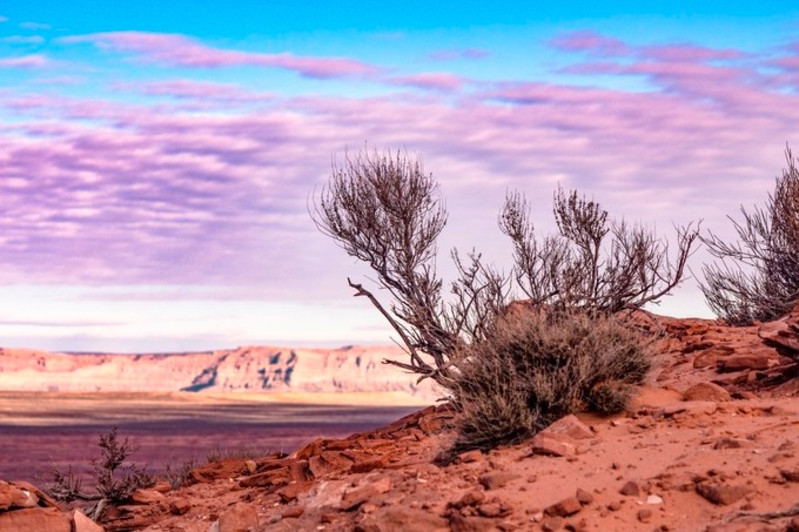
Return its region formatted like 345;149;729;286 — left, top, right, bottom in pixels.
700;147;799;324
450;309;652;452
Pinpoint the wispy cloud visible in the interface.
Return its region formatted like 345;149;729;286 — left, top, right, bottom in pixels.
549;30;631;57
1;29;797;312
0;54;50;68
19;21;51;30
1;35;46;44
61;31;383;79
428;48;490;61
389;72;466;91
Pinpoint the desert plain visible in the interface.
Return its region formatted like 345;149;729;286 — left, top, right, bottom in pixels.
1;308;799;531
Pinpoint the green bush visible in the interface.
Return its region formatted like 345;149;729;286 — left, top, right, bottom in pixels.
450;309;652;452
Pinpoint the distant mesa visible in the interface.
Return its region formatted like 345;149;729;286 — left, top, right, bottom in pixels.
0;345;437;399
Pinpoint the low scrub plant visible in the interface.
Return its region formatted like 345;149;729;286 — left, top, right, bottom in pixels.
450;309;652;452
48;426;152;507
700;146;799;324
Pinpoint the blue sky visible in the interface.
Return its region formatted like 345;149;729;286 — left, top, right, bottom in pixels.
1;2;798;352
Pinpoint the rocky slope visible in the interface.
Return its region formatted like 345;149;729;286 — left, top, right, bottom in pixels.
1;305;798;531
0;344;437;399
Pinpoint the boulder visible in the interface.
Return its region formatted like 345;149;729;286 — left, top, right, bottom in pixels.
217;502;259;532
759;303;799;355
72;509;104;532
682;382;731;402
0;507;72;532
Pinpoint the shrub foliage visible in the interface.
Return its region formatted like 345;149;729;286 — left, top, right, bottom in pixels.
700;147;799;325
451;309;652;451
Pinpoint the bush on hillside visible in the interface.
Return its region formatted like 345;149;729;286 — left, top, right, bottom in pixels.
450;308;652;452
700;147;799;325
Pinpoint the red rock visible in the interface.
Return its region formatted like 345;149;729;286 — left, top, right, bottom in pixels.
682;382;731;402
713;437;752;450
0;508;71;532
542;415;594;440
449;510;500;532
308;451;354;478
476;502;504;517
531;434;577;458
72;509;104;532
695;482;754;505
293;437;326;460
545;496;582;517
277;481;313;502
717;353;772;372
281;505;305;518
780;469;799;482
541;516;564;531
218;502;259;532
0;482;38;510
788;516;799;532
692;346;734;368
350;454;389;474
458;450;484;463
620;480;640;496
478;472;520;490
575;488;594;505
638;508;653;522
169;498;191;515
759;305;799;354
340;477;391;511
130;488;166;505
452;490;486;508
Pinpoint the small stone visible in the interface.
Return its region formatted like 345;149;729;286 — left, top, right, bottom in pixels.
477;502;503;518
713;437;752;450
620;480;640;497
282;506;305;518
545;497;582;517
478;472;520;490
695;482;754;505
541;516;563;532
781;469;799;482
169;498;191;515
452;489;485;508
458;450;484;463
531;434;576;457
607;501;621;512
340;477;391;510
646;494;664;505
130;489;166;505
244;460;258;474
637;508;653;522
575;488;593;506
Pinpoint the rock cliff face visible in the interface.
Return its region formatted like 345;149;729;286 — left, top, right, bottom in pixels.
0;345;437;398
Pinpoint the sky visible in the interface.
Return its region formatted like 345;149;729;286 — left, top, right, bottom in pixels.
0;2;798;352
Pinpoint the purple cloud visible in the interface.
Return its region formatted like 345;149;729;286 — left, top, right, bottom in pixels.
548;30;630;56
0;54;50;68
2;30;798;312
389;72;465;91
428;48;491;61
62;31;382;79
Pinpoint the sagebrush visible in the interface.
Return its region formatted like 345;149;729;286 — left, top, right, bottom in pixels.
312;147;696;391
700;146;799;324
450;308;652;451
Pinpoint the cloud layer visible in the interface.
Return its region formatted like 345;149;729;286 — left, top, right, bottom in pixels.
1;27;798;333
